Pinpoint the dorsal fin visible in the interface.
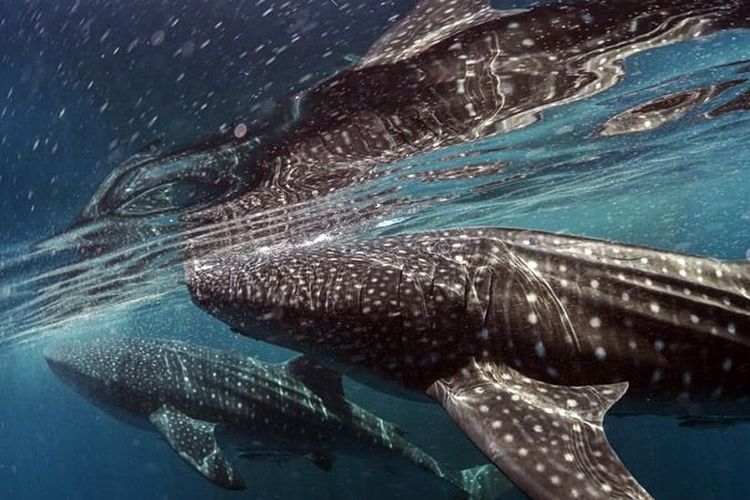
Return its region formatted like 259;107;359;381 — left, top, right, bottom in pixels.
357;0;525;69
286;356;349;415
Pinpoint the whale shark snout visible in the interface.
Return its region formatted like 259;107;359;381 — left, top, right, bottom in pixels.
43;342;82;379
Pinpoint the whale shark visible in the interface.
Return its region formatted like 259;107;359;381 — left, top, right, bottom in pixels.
183;0;750;227
35;1;750;496
31;133;261;257
44;337;504;497
42;0;750;259
187;227;750;499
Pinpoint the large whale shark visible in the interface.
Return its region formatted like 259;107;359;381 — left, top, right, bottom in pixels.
41;0;749;258
44;337;504;497
183;0;750;227
187;227;750;499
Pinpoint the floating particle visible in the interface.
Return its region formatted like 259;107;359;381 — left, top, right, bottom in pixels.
150;30;166;47
233;123;248;139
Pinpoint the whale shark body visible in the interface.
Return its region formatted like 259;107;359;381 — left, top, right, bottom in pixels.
188;227;750;499
53;0;750;243
49;0;750;255
45;337;502;497
185;0;750;227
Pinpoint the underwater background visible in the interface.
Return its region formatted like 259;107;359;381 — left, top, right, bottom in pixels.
1;0;750;499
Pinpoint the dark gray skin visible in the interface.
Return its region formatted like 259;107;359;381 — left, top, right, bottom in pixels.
187;227;750;499
45;337;501;496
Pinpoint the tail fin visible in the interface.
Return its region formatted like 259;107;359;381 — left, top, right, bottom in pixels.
459;464;513;500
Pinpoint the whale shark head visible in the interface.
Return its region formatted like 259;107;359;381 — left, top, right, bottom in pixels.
34;133;262;257
78;138;260;224
44;339;124;393
44;338;163;409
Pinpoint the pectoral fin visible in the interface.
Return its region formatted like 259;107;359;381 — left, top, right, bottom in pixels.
149;404;246;490
428;361;652;500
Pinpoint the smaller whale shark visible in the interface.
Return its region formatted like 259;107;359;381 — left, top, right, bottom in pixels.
44;337;504;497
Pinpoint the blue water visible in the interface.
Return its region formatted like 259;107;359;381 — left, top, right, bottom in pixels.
2;0;750;499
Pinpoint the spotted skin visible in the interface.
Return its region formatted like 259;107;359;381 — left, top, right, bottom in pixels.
189;227;750;403
44;338;499;496
187;227;750;498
